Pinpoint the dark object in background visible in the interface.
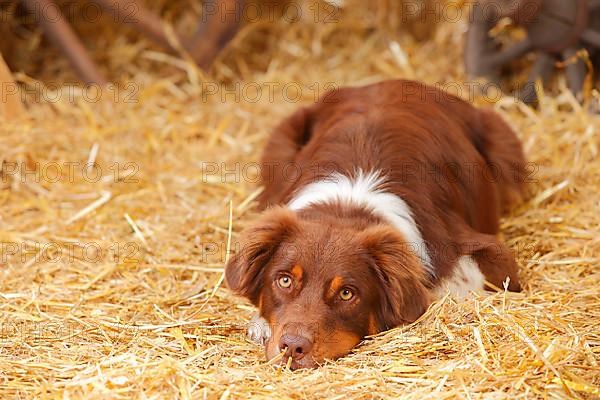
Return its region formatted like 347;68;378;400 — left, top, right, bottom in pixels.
18;0;247;84
12;1;441;85
465;0;600;104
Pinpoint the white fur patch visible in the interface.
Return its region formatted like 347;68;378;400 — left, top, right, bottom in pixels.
433;255;485;299
247;314;271;345
287;170;433;276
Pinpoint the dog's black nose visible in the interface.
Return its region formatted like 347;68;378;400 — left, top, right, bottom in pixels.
279;334;313;360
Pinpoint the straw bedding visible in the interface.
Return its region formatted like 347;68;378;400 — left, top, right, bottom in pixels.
0;1;599;398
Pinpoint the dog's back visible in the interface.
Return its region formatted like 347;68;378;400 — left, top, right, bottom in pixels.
259;79;525;226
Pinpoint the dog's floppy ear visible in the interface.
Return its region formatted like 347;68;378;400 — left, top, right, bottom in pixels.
225;207;299;305
359;225;430;330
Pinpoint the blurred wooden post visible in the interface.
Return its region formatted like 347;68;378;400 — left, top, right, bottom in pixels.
18;0;252;81
91;0;246;70
20;0;107;85
90;0;179;52
0;53;24;119
185;0;246;69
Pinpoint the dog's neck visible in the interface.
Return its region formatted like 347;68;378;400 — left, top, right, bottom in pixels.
287;169;434;277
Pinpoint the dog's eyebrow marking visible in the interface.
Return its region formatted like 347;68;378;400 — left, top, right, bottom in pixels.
287;169;433;277
330;276;343;292
291;264;303;281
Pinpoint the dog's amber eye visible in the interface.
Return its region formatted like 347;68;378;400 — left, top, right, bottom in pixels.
277;275;292;289
339;288;354;301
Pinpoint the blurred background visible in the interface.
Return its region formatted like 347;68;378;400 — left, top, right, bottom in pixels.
2;0;600;98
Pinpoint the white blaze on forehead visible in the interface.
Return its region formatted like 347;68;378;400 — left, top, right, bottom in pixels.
287;169;433;276
433;255;485;299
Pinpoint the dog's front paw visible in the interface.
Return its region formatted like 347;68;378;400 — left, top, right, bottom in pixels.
247;314;271;346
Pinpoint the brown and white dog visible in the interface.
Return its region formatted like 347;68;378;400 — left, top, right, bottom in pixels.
225;80;526;369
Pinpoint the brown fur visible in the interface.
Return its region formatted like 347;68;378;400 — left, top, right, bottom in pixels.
226;80;526;368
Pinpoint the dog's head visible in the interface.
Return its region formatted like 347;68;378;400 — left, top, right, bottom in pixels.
225;206;429;369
